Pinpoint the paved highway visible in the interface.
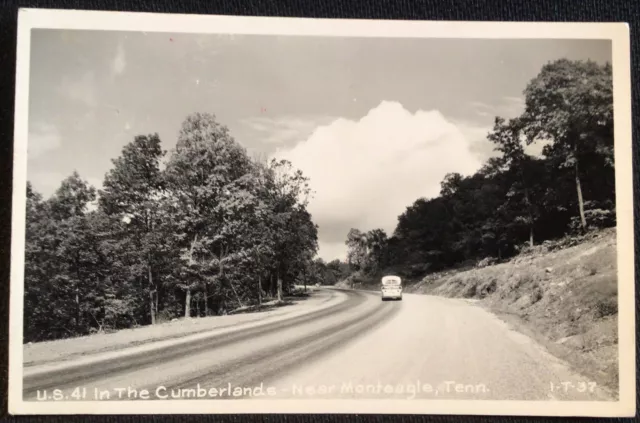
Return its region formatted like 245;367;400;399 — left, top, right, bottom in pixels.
23;288;612;402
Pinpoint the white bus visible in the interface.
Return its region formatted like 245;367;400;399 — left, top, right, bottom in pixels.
381;275;402;301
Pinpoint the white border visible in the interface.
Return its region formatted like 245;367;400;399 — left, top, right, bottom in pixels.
9;8;635;417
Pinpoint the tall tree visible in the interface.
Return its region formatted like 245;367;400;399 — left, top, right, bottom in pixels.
47;173;98;333
487;117;541;247
48;171;97;220
99;134;166;324
345;228;367;271
364;229;389;273
520;59;613;232
264;159;317;301
164;113;253;317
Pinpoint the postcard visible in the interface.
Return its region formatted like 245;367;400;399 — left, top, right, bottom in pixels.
9;8;635;417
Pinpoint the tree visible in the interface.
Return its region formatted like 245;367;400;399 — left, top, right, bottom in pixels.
248;160;278;305
47;173;98;333
22;111;326;341
99;134;166;324
364;229;388;273
164;112;253;317
487;117;542;247
520;59;613;232
48;171;96;220
345;228;368;271
263;159;318;301
24;182;61;341
440;173;463;197
24;174;110;340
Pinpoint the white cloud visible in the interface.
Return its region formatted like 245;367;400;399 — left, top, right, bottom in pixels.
112;41;126;75
28;123;61;159
450;120;498;162
273;101;483;261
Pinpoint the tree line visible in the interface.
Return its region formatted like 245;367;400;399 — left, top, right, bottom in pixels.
24;112;323;342
345;59;615;276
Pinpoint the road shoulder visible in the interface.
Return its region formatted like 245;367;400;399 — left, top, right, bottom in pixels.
23;287;341;368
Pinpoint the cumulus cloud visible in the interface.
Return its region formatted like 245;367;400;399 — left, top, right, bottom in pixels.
28;122;61;159
273;101;483;261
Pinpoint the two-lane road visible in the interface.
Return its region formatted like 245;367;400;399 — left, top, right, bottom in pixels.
270;291;613;401
23;288;612;402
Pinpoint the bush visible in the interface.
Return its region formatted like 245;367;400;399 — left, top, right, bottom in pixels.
531;284;544;303
407;263;431;277
478;278;497;298
476;257;497;268
594;299;617;318
568;202;616;234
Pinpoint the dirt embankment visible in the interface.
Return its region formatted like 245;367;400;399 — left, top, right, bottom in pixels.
341;228;620;393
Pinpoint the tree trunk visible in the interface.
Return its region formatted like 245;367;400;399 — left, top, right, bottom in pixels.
184;288;191;318
204;288;209;317
269;273;275;298
148;263;156;325
229;279;244;308
277;268;283;302
184;234;198;319
575;160;587;232
74;258;82;333
149;290;156;325
75;289;80;333
258;275;262;306
523;187;534;248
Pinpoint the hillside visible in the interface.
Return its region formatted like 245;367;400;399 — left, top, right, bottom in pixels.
337;228;619;393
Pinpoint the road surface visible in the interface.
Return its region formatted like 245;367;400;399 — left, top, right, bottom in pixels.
23;288;613;402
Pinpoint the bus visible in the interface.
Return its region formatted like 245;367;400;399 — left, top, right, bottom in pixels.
381;275;402;301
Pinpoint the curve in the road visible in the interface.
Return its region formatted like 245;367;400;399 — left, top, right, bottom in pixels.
162;290;401;398
23;288;369;398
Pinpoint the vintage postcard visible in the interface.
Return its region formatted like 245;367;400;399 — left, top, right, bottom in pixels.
9;8;635;417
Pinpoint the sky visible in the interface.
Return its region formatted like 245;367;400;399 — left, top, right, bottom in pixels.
27;29;612;261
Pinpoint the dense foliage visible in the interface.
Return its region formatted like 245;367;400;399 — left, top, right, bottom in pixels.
24;113;321;342
346;59;616;277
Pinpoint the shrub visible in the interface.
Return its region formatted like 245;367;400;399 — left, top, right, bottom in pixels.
595;299;617;318
531;285;544;303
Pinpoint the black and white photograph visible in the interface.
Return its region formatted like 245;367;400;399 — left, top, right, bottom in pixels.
9;9;635;417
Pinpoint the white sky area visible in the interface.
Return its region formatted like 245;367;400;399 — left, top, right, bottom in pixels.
26;31;611;261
